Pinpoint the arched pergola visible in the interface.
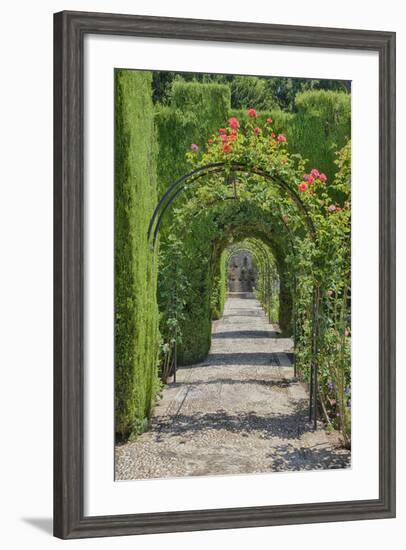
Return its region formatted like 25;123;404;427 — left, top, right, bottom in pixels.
148;162;320;428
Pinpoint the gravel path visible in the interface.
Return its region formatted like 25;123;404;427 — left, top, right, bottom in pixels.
115;293;350;480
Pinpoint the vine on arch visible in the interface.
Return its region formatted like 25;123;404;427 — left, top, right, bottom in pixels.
157;109;351;441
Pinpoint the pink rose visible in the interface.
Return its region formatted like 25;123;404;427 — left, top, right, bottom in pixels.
228;117;240;129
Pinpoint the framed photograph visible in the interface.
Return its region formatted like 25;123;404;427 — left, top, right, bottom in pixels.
54;10;396;539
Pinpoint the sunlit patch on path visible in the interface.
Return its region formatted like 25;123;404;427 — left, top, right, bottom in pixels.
115;293;350;480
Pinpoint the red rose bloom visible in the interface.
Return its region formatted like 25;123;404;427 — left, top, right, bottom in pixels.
310;168;320;178
253;127;261;135
247;108;257;118
277;134;287;143
223;143;232;154
266;117;273;124
219;128;227;135
220;134;228;142
319;173;327;182
298;182;308;192
228;117;240;129
271;132;276;138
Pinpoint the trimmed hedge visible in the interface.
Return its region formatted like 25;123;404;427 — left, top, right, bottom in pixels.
155;81;231;361
211;249;227;320
230;90;350;181
176;201;295;364
155;81;231;194
115;69;160;438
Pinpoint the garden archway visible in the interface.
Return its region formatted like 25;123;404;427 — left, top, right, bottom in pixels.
148;163;320;428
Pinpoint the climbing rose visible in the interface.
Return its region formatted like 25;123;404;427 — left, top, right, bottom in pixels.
266;117;273;124
277;134;287;143
271;132;276;138
247;108;257;118
229;133;237;142
228;117;240;129
223;143;232;154
219;128;227;134
319;172;327;182
303;173;315;183
220;134;228;142
298;182;308;192
190;143;199;151
253;127;261;135
328;204;336;212
310;168;320;178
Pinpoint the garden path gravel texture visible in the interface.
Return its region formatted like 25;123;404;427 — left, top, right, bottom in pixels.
115;293;350;480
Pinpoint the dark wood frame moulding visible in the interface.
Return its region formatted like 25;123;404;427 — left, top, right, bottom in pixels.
54;10;396;539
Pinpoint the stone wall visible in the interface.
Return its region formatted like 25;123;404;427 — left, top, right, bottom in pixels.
228;252;257;292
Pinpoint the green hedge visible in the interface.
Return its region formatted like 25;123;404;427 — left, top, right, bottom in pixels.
211;249;227;320
176;201;295;363
155;81;231;362
155;81;231;193
230;90;350;181
115;69;160;438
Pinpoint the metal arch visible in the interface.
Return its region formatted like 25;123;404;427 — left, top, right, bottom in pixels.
147;162;316;249
224;241;277;327
149;163;320;430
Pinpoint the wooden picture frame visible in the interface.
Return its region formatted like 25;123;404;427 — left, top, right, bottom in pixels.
54;10;396;539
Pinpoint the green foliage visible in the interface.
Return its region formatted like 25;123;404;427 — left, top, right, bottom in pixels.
114;69;160;439
291;90;351;181
155;81;230;192
227;239;281;326
267;77;350;112
230;90;350;181
231;76;278;111
184;110;351;439
211;249;227;320
115;74;351;443
155;81;231;363
150;70;350;111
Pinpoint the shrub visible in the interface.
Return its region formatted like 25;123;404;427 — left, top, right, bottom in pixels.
114;69;160;438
